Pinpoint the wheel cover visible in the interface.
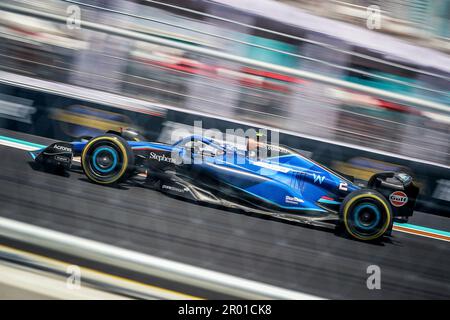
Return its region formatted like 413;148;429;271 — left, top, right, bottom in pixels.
343;194;391;240
352;202;381;231
82;136;129;184
92;147;118;173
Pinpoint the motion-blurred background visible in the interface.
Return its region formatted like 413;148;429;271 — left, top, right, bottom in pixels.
0;0;449;300
1;0;448;213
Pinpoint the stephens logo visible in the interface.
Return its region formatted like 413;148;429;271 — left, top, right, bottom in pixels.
149;152;176;163
389;191;408;207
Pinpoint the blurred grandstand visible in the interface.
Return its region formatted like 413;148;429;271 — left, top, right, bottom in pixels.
281;0;449;49
0;0;448;166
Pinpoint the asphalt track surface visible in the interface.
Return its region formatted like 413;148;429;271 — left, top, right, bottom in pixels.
0;129;449;299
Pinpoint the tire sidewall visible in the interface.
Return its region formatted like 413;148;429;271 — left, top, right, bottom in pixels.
340;189;392;241
81;134;134;184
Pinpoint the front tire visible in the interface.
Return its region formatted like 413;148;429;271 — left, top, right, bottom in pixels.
340;189;392;241
81;134;134;185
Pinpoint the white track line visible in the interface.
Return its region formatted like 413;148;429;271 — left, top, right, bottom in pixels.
0;139;40;151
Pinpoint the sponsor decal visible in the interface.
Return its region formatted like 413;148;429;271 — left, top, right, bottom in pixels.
285;195;304;205
339;182;348;191
149;151;176;164
53;144;72;152
54;155;70;163
396;173;412;185
313;173;325;184
389;191;408;207
162;184;189;193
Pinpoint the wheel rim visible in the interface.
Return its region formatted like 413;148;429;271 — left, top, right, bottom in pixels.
92;147;118;173
345;196;389;239
352;203;381;230
85;141;125;181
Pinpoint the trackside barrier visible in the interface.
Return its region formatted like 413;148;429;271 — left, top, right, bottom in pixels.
0;244;198;299
0;2;448;115
0;217;323;300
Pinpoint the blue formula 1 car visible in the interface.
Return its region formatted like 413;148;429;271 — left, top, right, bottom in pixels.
30;128;419;241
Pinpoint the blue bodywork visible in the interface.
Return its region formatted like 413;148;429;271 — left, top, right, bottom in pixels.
30;132;419;240
33;134;360;215
73;135;359;214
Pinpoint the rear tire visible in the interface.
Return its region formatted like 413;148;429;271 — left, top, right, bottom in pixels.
81;134;134;185
340;189;392;241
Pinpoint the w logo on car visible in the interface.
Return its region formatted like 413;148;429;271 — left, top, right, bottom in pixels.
313;173;325;184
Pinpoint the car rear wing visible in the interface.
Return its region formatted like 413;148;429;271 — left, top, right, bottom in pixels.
368;171;419;221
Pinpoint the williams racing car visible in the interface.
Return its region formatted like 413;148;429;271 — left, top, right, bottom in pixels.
30;129;419;241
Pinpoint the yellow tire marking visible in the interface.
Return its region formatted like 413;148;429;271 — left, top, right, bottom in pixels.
343;193;391;241
81;136;129;184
